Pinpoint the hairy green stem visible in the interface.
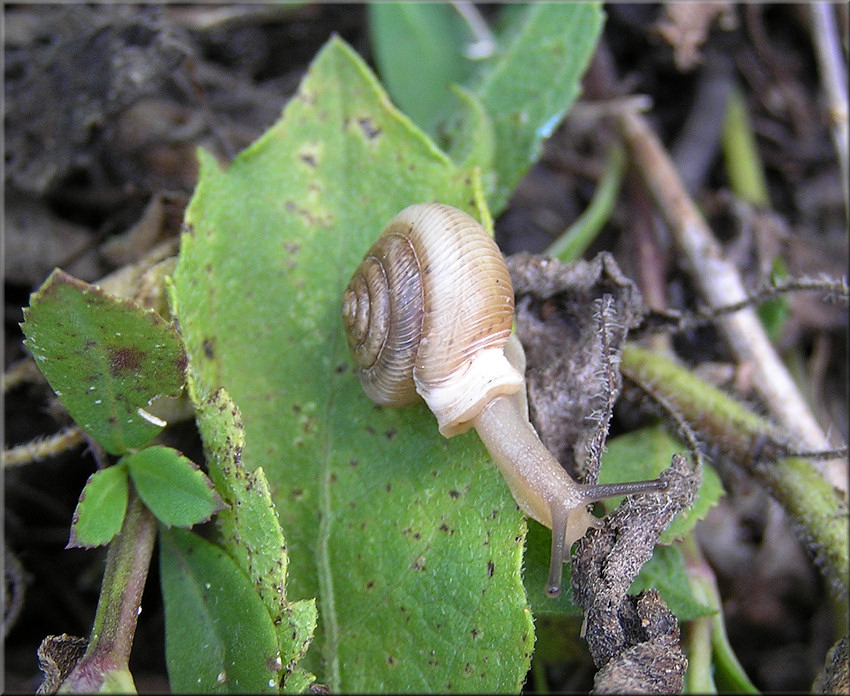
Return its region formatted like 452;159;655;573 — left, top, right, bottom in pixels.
59;489;156;693
621;342;849;600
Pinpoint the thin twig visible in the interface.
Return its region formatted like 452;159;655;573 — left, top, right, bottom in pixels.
809;3;849;214
637;273;849;336
3;427;86;467
618;108;847;493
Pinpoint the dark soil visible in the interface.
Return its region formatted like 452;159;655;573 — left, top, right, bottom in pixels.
4;4;847;693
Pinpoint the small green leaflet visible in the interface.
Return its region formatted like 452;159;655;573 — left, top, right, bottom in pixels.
68;464;129;548
21;269;187;455
124;446;225;528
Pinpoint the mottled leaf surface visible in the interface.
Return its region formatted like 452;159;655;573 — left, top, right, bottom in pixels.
172;38;533;692
21;269;186;454
194;388;317;687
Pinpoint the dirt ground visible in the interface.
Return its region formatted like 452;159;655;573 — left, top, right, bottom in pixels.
4;4;848;693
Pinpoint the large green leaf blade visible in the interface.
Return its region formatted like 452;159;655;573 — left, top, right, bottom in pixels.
368;3;476;131
172;37;532;692
472;3;605;211
21;269;186;454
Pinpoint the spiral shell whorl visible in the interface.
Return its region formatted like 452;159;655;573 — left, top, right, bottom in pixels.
342;232;424;407
343;203;523;434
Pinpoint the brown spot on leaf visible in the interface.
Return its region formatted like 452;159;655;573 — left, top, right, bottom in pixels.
298;152;317;167
358;117;381;140
108;346;143;377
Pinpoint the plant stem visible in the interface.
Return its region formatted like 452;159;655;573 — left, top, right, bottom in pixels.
59;489;156;693
618;109;846;493
545;144;626;262
3;426;85;467
721;86;770;207
621;342;849;600
809;3;849;214
683;608;716;693
680;535;758;693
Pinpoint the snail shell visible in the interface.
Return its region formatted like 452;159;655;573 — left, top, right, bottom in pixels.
342;203;523;436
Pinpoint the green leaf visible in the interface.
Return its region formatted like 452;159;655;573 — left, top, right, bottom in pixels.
442;84;496;174
21;269;187;455
368;2;477;132
193;388;316;684
171;37;533;692
757;258;790;342
369;3;606;213
631;545;715;622
124;446;224;528
721;85;770;208
68;464;129;548
523;520;581;617
469;3;605;211
159;528;281;693
597;425;725;543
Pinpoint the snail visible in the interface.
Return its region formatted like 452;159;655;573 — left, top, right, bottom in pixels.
342;203;666;597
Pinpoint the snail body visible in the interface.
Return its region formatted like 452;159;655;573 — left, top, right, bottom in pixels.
342;203;665;597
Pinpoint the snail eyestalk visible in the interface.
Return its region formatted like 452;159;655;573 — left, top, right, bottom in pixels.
472;393;668;597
